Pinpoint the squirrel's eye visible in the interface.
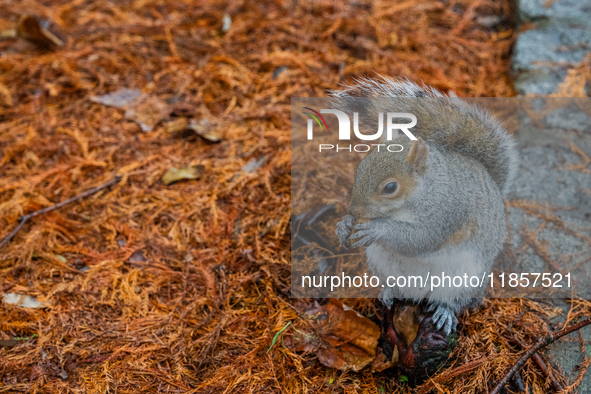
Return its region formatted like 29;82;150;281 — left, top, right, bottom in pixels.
382;181;398;195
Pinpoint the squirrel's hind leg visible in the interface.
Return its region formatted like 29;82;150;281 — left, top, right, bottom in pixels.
427;303;458;335
380;296;395;309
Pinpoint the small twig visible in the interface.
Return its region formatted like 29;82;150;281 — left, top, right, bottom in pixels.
492;317;591;394
0;176;122;249
579;328;588;360
0;281;16;293
504;334;564;391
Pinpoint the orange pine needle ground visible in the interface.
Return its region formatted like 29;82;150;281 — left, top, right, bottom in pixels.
2;0;587;393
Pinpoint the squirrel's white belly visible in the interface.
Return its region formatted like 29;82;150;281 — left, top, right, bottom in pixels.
365;243;486;301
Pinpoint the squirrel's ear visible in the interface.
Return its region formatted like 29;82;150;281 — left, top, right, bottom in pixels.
406;137;428;173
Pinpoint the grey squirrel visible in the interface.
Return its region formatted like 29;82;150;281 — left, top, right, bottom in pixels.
334;77;518;335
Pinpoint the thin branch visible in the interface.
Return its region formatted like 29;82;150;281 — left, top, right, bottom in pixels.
503;334;564;392
492;317;591;394
0;176;122;249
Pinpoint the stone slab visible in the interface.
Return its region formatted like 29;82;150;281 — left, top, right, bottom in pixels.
505;104;591;388
518;0;591;27
512;26;591;95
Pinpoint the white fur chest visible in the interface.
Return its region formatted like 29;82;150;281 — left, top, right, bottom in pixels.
365;242;486;300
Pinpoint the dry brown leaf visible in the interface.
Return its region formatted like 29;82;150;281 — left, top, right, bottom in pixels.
3;293;49;309
189;118;224;142
393;304;420;346
0;29;16;38
90;89;171;132
127;95;170;132
129;250;147;263
286;299;380;372
16;15;63;48
165;117;190;133
370;347;397;372
161;166;203;185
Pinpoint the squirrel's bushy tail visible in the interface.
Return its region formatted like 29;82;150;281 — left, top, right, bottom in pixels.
329;77;518;196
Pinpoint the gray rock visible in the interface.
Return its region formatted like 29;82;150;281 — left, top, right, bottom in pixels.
546;298;591;393
512;26;591;95
513;0;591;95
503;104;591;389
545;106;591;132
513;70;565;96
510;119;591;208
498;101;591;297
518;0;591;27
513;27;591;71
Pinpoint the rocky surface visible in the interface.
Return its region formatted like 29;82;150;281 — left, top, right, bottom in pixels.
503;100;591;389
518;0;591;27
512;0;591;95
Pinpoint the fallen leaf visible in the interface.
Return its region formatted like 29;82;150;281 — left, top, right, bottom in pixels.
221;14;232;33
90;88;141;107
476;15;501;28
272;66;288;79
165;117;189;133
242;156;268;173
3;293;49;309
285;299;380;372
382;301;458;379
189;118;223;142
392;304;420;346
56;369;68;380
90;88;170;132
125;95;170;132
16;15;63;48
287;328;319;352
161;166;203;185
0;340;18;348
370;348;397;372
129;250;147;263
0;29;16;38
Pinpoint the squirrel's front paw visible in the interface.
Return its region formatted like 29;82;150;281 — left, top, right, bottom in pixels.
336;215;356;249
428;304;458;336
349;220;381;248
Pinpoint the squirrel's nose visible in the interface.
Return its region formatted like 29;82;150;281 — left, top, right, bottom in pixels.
348;203;363;218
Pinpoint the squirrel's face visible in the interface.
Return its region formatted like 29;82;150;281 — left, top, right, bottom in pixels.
348;138;428;220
